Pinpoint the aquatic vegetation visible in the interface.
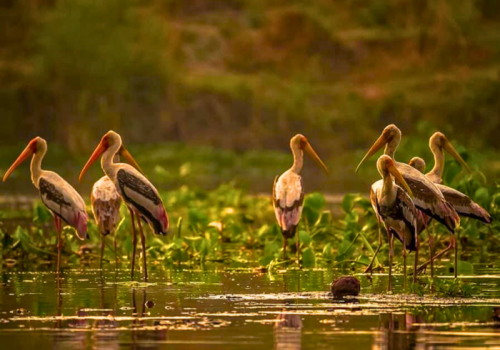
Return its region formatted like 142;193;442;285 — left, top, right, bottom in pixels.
0;144;497;296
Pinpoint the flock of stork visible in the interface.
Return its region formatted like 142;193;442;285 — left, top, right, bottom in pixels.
2;125;492;290
273;124;491;291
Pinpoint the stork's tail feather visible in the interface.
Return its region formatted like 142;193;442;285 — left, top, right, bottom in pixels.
416;201;459;234
389;228;417;252
459;202;493;224
74;211;89;240
281;225;297;239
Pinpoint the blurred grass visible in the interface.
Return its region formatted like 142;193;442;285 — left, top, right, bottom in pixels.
0;0;500;187
1;118;498;195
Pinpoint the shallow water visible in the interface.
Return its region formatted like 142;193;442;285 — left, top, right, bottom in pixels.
0;265;500;350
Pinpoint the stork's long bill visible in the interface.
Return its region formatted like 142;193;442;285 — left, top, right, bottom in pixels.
2;138;38;181
355;132;387;173
303;141;329;175
383;158;413;197
439;137;472;174
79;138;142;182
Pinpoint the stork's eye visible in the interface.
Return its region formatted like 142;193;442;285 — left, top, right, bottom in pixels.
299;138;307;149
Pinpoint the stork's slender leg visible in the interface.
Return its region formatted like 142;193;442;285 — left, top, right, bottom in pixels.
283;236;287;262
365;219;383;273
413;235;419;284
55;216;62;274
402;244;407;291
100;235;105;270
296;230;300;268
114;229;118;265
129;208;137;281
137;217;148;282
388;233;394;292
427;220;434;278
454;229;459;279
412;243;419;283
417;236;455;274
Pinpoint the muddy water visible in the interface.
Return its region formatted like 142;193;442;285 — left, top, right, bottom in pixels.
0;266;499;349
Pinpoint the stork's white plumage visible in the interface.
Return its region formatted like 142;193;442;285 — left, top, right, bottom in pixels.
80;131;168;282
3;137;88;273
409;153;491;277
356;124;460;234
273;134;328;263
91;175;122;266
366;155;418;291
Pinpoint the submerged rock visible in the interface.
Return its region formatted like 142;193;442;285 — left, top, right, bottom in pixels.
331;276;360;299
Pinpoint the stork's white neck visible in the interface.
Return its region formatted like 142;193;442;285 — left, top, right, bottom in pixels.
290;143;303;174
380;171;397;204
428;143;444;179
384;135;400;159
101;141;121;180
30;143;47;188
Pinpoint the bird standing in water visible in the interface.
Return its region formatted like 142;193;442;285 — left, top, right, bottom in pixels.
409;131;489;278
80;131;169;282
356;125;461;275
367;155;418;291
91;172;122;267
273;134;329;265
3;137;88;273
409;156;491;276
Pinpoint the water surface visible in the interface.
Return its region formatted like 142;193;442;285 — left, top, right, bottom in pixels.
0;266;499;349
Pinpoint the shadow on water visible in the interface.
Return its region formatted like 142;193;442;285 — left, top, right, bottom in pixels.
1;266;500;349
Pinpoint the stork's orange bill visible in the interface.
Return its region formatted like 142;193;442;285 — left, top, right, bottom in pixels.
79;140;108;181
303;142;329;175
443;139;472;174
119;146;144;174
387;161;413;197
355;132;387;173
3;138;38;182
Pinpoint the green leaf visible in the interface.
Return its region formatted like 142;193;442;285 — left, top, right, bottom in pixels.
33;202;51;224
302;248;315;268
474;187;490;207
188;208;209;227
341;193;357;213
299;230;312;246
303;193;326;225
457;260;474;275
316;211;332;227
304;193;326;210
322;243;333;261
263;241;280;256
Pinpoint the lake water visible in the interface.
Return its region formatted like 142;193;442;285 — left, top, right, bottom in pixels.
0;265;499;349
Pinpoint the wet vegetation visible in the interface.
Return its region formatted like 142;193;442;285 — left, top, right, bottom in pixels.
0;141;498;299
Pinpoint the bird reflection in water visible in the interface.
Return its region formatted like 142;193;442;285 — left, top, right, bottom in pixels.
91;275;120;350
130;288;167;349
274;273;303;350
373;313;419;350
274;311;302;350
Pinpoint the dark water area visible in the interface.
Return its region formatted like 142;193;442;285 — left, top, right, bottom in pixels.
0;266;499;349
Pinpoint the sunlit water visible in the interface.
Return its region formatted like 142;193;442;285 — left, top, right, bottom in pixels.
0;264;500;350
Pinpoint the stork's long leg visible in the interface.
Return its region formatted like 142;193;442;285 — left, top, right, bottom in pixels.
282;235;287;262
402;243;407;291
129;208;137;281
388;233;394;292
365;219;383;274
100;235;105;270
137;216;148;282
413;235;419;284
417;235;455;274
454;228;459;279
55;216;62;274
296;231;300;268
114;229;118;265
426;220;434;278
